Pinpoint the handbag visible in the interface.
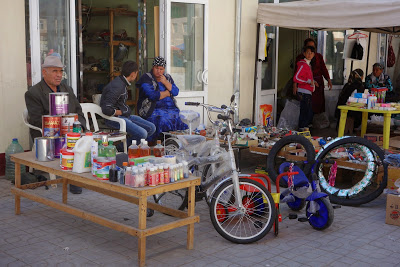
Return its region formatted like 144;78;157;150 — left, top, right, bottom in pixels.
387;36;396;68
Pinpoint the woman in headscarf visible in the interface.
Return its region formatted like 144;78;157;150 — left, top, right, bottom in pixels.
136;56;188;142
365;63;393;91
335;69;364;128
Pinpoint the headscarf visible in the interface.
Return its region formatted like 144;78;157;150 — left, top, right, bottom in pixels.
348;69;364;84
371;63;386;85
152;56;166;68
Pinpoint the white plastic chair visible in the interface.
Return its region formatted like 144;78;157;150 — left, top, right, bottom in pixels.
22;109;57;183
80;103;128;153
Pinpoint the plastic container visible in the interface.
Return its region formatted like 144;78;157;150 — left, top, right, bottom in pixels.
153;140;165;157
5;138;26;180
164;164;170;184
140;141;151;157
66;132;81;150
178;163;184;180
60;149;74;171
170;165;175;183
119;162;128;184
128;140;140;166
125;167;132;186
183;161;189;178
158;164;165;184
72;133;93;173
91;140;100;176
149;167;156;186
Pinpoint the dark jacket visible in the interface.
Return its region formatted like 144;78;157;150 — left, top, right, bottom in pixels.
100;76;131;117
25;79;86;139
335;80;364;127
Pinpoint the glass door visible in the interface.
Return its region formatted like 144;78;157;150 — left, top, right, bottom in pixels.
160;0;208;121
29;0;76;94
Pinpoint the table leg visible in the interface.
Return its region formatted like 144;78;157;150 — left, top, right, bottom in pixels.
337;110;348;137
361;111;369;138
187;185;195;250
383;113;391;150
14;162;21;215
62;178;68;204
138;196;147;267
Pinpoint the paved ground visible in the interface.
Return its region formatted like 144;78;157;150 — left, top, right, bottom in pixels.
1;150;399;267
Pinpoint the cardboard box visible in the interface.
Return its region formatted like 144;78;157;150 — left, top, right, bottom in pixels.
386;194;400;226
364;133;383;146
389;136;400;149
388;167;400;190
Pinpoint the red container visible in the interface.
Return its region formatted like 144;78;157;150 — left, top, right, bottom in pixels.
61;113;78;136
42;115;61;137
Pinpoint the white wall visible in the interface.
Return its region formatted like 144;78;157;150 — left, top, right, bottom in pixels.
208;0;258;121
0;1;29;153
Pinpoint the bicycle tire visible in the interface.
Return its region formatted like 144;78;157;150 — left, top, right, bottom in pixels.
164;138;180;155
209;178;276;244
286;195;306;211
267;135;316;186
315;136;388;206
306;197;334;230
153;190;187;211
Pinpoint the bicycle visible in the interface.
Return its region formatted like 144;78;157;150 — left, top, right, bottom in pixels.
155;96;276;243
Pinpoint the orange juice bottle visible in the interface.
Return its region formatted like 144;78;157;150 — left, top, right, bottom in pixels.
140;141;151;157
153;140;165;157
128;140;140;166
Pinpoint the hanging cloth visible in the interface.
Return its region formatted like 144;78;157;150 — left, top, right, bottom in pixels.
387;35;396;68
350;39;364;60
258;24;267;61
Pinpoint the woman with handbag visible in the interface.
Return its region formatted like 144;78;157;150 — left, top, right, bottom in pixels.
136;57;188;142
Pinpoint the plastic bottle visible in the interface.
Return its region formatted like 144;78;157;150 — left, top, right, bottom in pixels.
131;168;138;187
73;120;82;133
108;141;117;168
178;163;184;180
91;139;100;176
72;132;93;173
140;141;151;157
125;167;132;186
170;165;175;183
164;164;170;184
149;167;156;186
5;138;26;181
183;161;189;179
119;162;128;184
153;140;165;157
154;166;159;185
128;140;140;166
158;164;164;185
137;167;145;187
96;142;111;180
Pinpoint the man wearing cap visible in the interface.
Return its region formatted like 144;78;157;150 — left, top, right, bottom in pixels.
100;60;156;145
136;56;187;142
25;55;86;194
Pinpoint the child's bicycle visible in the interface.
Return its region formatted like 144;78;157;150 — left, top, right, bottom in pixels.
155;96;277;244
273;158;339;236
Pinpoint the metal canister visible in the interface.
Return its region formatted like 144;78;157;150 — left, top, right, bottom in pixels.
49;92;69;115
53;136;65;158
35;137;55;161
61;113;78;136
42;115;61;137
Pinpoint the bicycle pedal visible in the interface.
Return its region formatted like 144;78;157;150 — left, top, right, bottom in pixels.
333;205;342;209
288;213;298;219
298;217;308;222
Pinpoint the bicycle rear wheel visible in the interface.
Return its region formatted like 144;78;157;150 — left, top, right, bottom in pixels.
315;136;387;206
209;178;276;244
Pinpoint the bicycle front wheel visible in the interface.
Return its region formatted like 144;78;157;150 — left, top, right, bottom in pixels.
306;197;334;230
209;178;276;244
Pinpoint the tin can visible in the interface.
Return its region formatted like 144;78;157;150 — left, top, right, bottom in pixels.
35;137;55;161
42;115;61;137
53;136;65;158
61;113;78;136
49;92;69;115
66;132;81;150
60;149;74;171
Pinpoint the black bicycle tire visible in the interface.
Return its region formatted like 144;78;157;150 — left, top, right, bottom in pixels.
153;190;187;211
267;135;316;186
209;178;276;244
315;136;388;206
306;197;334;230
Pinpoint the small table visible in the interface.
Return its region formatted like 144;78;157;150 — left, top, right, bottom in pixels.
337;105;400;149
11;152;200;267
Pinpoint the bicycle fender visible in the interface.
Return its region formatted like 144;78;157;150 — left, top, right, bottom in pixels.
306;192;328;201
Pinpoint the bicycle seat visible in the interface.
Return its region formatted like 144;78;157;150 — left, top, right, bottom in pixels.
176;135;206;148
278;162;309;188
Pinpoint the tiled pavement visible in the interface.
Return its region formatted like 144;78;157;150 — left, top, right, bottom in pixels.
1;160;400;266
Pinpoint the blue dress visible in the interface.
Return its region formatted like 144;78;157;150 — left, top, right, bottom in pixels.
137;72;188;142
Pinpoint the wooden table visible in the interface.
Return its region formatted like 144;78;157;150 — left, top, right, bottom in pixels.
337;105;400;149
10;152;200;267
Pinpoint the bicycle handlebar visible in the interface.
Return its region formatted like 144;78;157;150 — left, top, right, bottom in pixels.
185;102;200;106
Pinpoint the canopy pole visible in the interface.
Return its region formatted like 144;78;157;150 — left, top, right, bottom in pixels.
233;0;242;124
365;34;371;78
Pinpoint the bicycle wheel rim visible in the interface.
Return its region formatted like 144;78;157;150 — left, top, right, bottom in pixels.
315;136;387;206
210;179;275;243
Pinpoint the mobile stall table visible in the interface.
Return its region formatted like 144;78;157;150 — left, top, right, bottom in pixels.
10;152;200;267
337;105;400;149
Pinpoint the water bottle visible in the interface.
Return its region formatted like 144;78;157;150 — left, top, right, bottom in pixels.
5;138;26;181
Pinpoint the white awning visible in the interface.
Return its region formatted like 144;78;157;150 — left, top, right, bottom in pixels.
257;0;400;34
